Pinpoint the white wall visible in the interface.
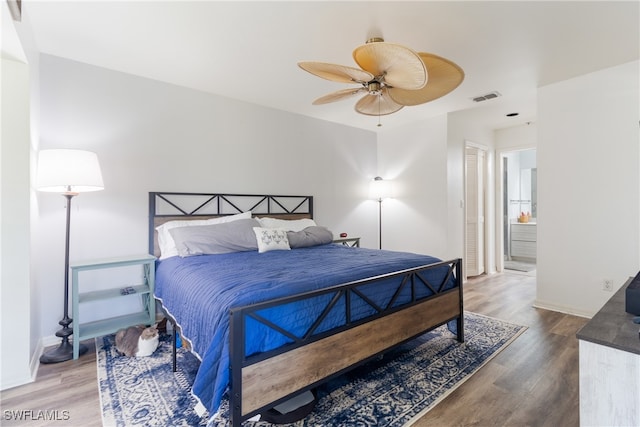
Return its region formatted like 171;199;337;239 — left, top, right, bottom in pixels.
376;115;450;257
34;54;379;338
495;123;537;152
536;60;640;316
1;57;33;389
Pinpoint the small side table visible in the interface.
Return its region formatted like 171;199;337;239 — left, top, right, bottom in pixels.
71;254;156;359
333;237;360;247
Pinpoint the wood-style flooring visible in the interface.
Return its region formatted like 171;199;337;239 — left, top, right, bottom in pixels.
1;341;101;427
415;270;588;427
1;270;588;427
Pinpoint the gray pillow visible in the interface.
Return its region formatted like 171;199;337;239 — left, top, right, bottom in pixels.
287;226;333;248
169;218;260;257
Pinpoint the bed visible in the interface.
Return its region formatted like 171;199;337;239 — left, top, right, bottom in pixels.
149;192;463;426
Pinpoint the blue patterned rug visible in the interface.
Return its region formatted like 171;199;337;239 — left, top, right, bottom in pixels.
98;312;525;426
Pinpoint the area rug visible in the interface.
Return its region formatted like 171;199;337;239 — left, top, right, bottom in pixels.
98;312;526;427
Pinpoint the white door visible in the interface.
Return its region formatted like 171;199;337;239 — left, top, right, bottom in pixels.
465;146;485;276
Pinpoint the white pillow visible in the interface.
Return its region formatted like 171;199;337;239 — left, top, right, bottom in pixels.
156;211;252;259
253;227;291;253
257;217;317;232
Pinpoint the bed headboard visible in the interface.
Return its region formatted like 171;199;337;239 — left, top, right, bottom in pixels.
148;192;314;257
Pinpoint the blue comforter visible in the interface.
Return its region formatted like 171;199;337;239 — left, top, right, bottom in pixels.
154;244;451;414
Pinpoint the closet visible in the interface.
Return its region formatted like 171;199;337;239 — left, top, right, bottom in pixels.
465;145;486;276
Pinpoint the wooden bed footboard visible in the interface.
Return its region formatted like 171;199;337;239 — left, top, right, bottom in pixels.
229;258;463;426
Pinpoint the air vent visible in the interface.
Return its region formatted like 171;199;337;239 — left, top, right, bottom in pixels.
472;91;502;103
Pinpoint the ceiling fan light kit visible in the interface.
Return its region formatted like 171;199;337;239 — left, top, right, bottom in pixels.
298;37;464;121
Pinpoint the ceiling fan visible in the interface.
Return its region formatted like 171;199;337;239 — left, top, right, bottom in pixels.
298;37;464;119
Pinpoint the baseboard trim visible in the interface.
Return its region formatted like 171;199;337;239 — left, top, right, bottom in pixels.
1;335;73;391
31;334;63;379
30;338;45;381
0;343;39;390
533;299;593;319
0;373;34;391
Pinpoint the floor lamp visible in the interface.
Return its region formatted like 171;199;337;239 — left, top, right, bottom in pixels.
37;149;104;363
370;176;392;250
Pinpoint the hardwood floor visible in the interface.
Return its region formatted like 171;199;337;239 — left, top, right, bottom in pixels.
414;270;588;427
1;341;101;427
1;271;588;427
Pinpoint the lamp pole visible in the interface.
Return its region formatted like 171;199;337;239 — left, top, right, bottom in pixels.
371;176;391;250
378;196;382;250
40;192;88;363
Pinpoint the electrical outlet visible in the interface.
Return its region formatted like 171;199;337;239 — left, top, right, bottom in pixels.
602;279;614;292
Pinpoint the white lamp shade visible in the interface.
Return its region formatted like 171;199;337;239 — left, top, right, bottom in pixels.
36;149;104;193
369;177;392;200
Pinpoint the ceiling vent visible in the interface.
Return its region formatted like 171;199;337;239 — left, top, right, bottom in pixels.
471;91;501;103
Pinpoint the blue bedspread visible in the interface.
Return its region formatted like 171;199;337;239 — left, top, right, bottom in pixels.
154;244;453;414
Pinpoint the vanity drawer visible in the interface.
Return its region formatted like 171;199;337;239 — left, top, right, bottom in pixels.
510;223;536;259
511;241;537;258
511;224;536;241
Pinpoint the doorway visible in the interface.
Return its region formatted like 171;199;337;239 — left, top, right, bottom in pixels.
496;148;537;274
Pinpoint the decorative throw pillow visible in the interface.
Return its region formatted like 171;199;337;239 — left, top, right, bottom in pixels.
253;227;291;253
287;226;334;248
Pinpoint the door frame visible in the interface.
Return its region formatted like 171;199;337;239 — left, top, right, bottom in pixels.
495;145;536;272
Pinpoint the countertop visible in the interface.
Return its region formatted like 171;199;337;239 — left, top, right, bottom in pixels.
576;277;640;355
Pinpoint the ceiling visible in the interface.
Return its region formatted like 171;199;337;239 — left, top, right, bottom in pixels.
9;1;640;132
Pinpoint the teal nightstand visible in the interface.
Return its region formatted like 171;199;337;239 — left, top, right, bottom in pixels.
71;254;156;359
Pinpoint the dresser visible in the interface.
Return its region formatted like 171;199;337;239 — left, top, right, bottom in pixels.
576;280;640;425
510;223;536;260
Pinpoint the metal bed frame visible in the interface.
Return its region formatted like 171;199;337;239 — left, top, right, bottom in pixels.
148;192;313;255
148;192;463;426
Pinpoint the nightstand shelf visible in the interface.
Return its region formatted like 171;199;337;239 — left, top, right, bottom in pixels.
77;312;152;341
71;254;156;359
79;284;151;303
333;237;360;247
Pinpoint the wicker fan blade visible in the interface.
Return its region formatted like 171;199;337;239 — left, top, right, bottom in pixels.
313;87;367;105
355;89;404;116
353;41;427;90
388;53;464;106
298;61;374;84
